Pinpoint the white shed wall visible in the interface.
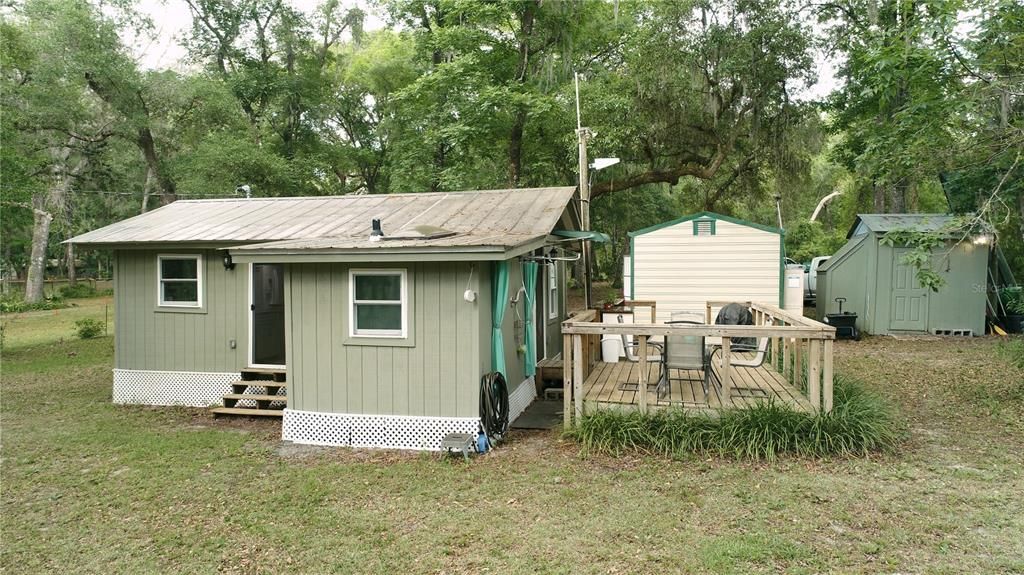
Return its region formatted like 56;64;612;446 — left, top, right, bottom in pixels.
632;218;781;323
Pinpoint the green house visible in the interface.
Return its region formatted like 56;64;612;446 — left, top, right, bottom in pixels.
69;187;580;450
816;214;991;336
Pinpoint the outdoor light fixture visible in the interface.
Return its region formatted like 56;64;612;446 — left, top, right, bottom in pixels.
973;233;994;246
222;253;235;270
590;157;620;171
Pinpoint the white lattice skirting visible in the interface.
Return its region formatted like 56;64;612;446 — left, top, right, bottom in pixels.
282;377;535;451
508;376;537;424
112;369;240;407
282;409;481;451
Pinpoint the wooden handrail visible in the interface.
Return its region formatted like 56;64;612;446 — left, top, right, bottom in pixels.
562;321;835;339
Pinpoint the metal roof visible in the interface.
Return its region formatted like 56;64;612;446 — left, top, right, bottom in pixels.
68;187;578;254
847;214;960;238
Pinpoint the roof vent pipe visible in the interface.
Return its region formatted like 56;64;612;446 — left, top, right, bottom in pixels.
369;219;384;242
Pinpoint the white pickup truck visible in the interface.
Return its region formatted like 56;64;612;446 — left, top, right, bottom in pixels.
803;256;830;303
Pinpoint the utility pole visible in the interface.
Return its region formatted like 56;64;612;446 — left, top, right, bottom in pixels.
578;126;593;309
575;72;593;309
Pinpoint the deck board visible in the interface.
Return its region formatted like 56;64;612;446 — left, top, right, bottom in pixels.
582;358;811;413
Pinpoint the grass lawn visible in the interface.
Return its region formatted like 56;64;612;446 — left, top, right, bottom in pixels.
2;301;1024;574
1;295;113;348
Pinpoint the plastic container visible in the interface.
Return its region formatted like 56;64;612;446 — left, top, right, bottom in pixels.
783;264;805;317
601;311;632;362
601;337;621;363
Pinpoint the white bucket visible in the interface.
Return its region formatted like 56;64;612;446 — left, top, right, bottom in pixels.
601;336;621;363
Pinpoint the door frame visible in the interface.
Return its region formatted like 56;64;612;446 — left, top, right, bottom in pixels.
248;263;287;369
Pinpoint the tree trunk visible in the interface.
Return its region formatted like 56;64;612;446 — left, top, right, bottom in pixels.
141;165;154;213
137;128;176;205
889;182;906;213
25;209;53;304
508;2;535;187
1018;193;1024;248
431;144;446;194
509;111;526;187
66;242;77;286
873;182;885;212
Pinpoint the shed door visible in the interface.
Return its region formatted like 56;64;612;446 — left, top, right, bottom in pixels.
889;248;928;332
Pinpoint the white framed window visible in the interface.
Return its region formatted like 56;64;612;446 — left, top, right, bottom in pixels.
157;254;203;308
349;269;408;338
547;263;558;320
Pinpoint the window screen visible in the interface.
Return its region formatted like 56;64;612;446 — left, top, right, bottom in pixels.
158;255;201;307
351;270;406;336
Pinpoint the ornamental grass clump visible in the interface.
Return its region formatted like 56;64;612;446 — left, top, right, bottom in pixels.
571;375;902;461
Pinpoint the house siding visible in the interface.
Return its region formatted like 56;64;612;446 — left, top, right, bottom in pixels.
543;260;565;359
287;261;485;418
113;249;247;372
632;218;781;322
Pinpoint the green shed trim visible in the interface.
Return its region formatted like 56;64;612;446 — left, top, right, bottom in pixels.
629;235;635;301
628;211;782;238
779;233;785;308
691;219;717;236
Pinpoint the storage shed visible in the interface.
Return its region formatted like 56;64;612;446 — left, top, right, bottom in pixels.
816;214;990;336
629;212;784;322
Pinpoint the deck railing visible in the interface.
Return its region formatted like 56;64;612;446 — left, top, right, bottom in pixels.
561;300;836;429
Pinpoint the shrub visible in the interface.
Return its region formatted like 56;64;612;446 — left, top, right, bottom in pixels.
0;294;67;313
570;376;902;461
74;318;105;339
1001;287;1024;315
60;283;99;298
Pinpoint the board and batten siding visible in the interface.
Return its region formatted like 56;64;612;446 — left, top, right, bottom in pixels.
114;249;247;372
631;217;782;323
286;261;486;418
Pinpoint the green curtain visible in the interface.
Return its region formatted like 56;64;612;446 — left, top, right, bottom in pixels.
522;261;539;377
491;261;509;376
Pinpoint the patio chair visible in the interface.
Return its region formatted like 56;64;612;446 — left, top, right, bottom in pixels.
708;336;771;398
661;311;715;403
616;315;665;392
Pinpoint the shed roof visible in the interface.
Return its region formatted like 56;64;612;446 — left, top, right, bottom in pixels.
847;214;959;238
629;211;781;237
69;187;578;257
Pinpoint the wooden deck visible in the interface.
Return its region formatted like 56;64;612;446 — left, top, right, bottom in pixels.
582;358;813;412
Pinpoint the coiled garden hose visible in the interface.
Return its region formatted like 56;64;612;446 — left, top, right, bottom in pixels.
479;371;509;448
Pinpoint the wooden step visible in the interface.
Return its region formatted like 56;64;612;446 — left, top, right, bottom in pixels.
240;368;287;382
211;407;284;418
232;380;287;388
222;393;286;402
231;381;286;394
